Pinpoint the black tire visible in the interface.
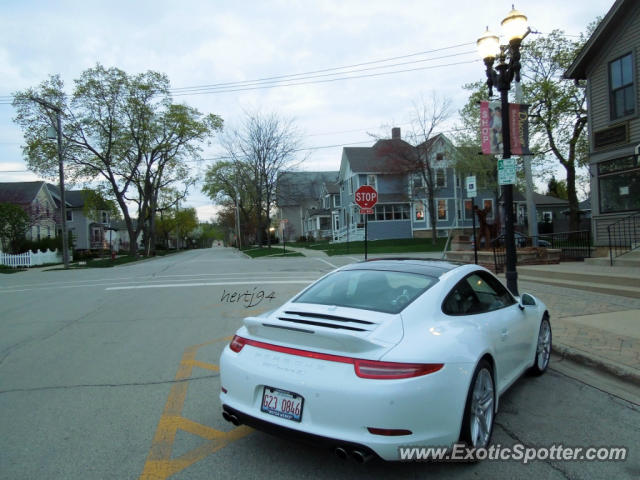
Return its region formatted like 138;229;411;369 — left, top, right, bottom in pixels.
530;315;552;375
460;359;495;450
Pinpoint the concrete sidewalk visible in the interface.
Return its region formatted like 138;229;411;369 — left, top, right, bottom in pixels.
515;270;640;385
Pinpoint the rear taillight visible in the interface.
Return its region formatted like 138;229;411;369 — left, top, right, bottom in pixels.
229;335;246;352
228;336;442;379
354;360;443;379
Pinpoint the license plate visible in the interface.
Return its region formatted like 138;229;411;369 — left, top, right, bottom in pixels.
261;386;304;422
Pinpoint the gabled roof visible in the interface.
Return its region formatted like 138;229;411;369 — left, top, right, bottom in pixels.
342;133;455;176
325;181;340;194
513;191;569;206
276;171;339;206
0;181;46;204
47;183;80;208
344;137;415;174
565;0;637;79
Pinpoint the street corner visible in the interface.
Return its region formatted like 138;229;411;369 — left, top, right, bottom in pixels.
139;336;252;480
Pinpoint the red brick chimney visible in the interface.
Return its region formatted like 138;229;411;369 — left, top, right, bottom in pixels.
391;127;401;140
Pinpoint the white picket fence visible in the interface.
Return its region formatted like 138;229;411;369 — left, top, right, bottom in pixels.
0;249;70;268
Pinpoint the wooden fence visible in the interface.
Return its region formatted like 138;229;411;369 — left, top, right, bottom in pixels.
0;249;70;268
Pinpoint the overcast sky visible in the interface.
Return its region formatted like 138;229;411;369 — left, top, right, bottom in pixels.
0;0;613;221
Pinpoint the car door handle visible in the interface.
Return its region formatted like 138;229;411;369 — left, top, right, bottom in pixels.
501;329;508;340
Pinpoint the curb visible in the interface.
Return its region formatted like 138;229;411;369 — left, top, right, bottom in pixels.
552;343;640;386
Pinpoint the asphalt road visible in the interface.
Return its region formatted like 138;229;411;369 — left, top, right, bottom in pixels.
0;248;638;480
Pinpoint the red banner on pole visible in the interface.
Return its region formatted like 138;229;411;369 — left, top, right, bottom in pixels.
509;103;531;155
480;101;530;155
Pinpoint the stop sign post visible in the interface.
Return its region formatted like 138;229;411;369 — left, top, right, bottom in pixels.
354;185;378;260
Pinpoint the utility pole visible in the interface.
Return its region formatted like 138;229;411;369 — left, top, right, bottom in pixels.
30;96;69;269
515;81;539;244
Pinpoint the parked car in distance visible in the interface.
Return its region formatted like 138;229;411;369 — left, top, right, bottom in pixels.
219;259;551;462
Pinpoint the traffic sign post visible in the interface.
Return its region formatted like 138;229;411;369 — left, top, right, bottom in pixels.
355;185;378;260
498;158;517;185
465;176;478;265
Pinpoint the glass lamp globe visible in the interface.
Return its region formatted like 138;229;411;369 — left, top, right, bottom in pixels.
501;6;528;42
477;27;500;60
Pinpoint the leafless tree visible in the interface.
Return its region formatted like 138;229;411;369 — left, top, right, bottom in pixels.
377;93;452;244
219;111;303;247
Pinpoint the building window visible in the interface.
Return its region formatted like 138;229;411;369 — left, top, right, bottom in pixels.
412;174;424;191
542;211;553;223
66;210;73;222
483;199;494;219
598;155;640;213
368;204;410;222
47;226;51;238
609;53;635;119
333;195;340;207
437;199;448;221
349;176;358;194
436;152;444;161
464;199;474;220
436;169;446;188
366;174;377;190
101;211;109;224
415;201;425;220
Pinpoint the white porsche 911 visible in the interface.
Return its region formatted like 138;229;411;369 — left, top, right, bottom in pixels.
219;260;551;462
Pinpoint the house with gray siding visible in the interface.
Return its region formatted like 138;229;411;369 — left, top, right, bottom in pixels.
565;0;640;246
276;171;339;241
47;185;114;251
334;129;496;242
0;181;58;244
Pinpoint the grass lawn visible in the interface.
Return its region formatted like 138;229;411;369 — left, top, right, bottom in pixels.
0;265;27;274
46;250;182;270
242;247;304;258
304;237;448;256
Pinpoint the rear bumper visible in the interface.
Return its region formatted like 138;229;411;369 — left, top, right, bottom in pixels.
219;343;474;460
222;404;378;458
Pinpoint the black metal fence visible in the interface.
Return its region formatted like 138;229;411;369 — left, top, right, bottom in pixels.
491;230;592;272
546;230;592;261
607;212;640;265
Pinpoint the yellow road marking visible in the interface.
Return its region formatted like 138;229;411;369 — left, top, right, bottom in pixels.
139;336;251;480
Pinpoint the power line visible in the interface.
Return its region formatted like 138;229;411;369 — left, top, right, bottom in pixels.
169;48;476;93
0;40;478;102
173;59;480;97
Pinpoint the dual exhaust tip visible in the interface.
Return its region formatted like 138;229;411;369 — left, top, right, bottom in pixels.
221;411;373;464
334;446;374;464
222;410;240;426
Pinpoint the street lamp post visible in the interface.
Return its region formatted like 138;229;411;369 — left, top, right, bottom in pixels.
30;96;70;269
477;6;529;296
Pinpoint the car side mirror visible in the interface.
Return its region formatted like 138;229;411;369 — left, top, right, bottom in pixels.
520;293;536;307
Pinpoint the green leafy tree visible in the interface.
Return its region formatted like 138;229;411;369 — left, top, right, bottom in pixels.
174;208;199;248
81;189;121;223
0;203;30;253
13;64;222;257
521;27;596;231
202;160;258;246
546;175;568;199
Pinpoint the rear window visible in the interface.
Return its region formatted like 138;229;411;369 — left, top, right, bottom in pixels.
293;269;438;314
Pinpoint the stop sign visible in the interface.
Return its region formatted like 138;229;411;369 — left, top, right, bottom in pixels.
354;185;378;209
